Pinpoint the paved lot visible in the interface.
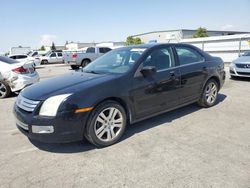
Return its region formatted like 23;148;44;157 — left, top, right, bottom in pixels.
0;64;249;188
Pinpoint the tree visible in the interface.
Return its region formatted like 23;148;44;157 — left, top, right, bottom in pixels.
40;45;45;51
65;41;69;45
193;27;209;38
51;42;56;50
126;36;143;45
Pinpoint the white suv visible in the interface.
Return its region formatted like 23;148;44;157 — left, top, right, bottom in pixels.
39;52;63;64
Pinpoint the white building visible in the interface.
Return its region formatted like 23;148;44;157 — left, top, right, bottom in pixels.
181;34;250;62
132;29;249;43
44;45;65;51
96;42;125;49
66;41;125;50
132;29;250;62
65;42;96;51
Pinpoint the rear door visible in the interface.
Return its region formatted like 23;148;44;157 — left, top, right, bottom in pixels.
56;52;63;63
174;45;208;104
131;45;181;119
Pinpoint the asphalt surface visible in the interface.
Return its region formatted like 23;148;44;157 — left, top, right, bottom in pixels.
0;64;249;188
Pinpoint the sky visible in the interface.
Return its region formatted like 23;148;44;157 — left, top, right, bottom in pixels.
0;0;250;52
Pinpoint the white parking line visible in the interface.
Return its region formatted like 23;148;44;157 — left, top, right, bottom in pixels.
13;147;38;155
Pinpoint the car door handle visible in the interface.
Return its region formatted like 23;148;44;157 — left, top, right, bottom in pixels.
170;71;176;80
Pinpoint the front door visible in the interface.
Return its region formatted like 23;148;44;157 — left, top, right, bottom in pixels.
131;46;181;119
49;53;57;63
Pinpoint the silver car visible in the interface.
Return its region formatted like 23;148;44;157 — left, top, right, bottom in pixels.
230;51;250;78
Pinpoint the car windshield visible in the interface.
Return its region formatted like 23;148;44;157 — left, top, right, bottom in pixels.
0;56;18;64
83;48;147;74
242;51;250;56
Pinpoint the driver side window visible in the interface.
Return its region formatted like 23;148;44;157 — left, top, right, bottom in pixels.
143;47;174;71
50;53;56;57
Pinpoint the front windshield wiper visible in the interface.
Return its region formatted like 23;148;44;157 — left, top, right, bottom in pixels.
83;70;101;74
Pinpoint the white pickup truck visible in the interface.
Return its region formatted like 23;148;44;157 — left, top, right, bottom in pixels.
64;47;111;69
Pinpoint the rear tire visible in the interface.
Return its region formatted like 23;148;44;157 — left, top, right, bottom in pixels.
0;81;11;99
84;100;127;147
81;59;91;67
198;79;219;108
71;65;80;70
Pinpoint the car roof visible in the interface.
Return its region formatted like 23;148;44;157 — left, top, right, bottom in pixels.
118;43;197;50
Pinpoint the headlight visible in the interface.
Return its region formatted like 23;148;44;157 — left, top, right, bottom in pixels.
230;62;236;68
39;94;71;117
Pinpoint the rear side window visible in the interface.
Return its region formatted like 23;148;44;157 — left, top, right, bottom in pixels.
99;48;111;53
86;47;95;53
0;56;18;64
16;55;27;59
57;53;63;57
176;47;204;65
99;48;105;53
9;56;17;59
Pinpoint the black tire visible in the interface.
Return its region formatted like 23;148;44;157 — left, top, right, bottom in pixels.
84;100;127;147
71;65;80;70
81;59;91;67
0;81;11;99
41;60;48;65
198;79;219;108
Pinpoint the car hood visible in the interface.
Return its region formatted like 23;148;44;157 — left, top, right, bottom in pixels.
233;56;250;63
21;71;116;100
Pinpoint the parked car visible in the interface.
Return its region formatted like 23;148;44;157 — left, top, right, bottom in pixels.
0;56;39;99
8;54;40;67
13;43;225;147
230;51;250;78
38;51;63;64
65;47;111;70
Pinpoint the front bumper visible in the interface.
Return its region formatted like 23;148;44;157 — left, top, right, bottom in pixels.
229;66;250;78
13;103;90;143
10;72;40;92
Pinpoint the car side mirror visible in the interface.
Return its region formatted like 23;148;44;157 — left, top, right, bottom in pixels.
140;66;156;77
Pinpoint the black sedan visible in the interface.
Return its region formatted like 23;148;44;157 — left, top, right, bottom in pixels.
13;43;225;147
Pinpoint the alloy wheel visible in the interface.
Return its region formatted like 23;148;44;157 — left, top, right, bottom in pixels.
94;107;124;142
205;82;218;104
0;82;7;98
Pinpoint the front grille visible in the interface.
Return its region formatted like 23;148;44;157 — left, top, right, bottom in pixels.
236;64;250;68
16;95;40;112
236;71;250;76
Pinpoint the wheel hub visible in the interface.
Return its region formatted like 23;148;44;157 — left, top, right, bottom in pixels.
205;82;218;104
94;107;123;142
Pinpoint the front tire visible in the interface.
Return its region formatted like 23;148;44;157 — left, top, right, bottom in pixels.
71;65;80;70
84;101;127;147
0;81;11;99
198;79;219;108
